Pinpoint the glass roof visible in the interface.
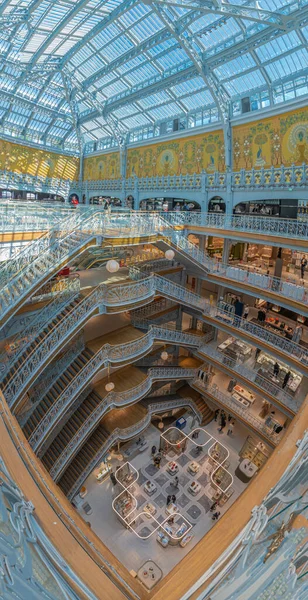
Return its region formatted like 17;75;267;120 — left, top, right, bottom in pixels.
0;0;307;152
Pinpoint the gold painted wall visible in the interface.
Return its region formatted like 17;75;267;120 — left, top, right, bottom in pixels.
0;139;79;180
83;151;120;180
126;130;225;177
233;106;308;170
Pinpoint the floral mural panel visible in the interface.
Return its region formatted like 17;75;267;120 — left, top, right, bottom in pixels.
83;151;120;180
0;139;79;180
126;129;225;177
232;106;308;169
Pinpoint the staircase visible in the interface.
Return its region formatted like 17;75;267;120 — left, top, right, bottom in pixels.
194;396;214;425
41;390;104;473
22;347;94;439
179;384;214;425
57;423;109;497
0;228;93;327
1;297;81;392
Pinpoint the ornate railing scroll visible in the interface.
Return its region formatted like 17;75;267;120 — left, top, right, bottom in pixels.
193;379;283;445
65;395;200;499
187;430;308;600
0;456;99;600
30;363;198;455
0;275;80;380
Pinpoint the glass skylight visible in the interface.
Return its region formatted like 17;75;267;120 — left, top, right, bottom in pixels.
0;0;306;152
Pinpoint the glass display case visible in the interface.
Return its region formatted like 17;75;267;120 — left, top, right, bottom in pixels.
239;436;270;469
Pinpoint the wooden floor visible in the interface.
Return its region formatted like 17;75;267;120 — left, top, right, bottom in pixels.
93;365;147;399
178;355;203;368
87;325;143;354
101;403;147;433
182;225;308;251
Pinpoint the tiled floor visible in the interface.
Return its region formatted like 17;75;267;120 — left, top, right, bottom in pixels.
77;415;252;580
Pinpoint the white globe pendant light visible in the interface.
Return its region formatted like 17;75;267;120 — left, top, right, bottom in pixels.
106;259;119;273
161;351;169;361
105;381;115;392
165;249;175;261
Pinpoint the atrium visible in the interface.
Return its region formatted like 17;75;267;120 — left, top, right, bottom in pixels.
0;1;308;599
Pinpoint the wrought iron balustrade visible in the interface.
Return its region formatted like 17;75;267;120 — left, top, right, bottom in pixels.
0;457;99;600
193;379;283;445
18;333;85;428
0;275;80;380
203;304;308;367
65;395;201;499
197;344;299;413
194;431;308;600
0;169;71;196
162;210;308;239
30;333;198;455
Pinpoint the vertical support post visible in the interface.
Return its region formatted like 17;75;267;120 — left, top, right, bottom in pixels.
223;116;233;217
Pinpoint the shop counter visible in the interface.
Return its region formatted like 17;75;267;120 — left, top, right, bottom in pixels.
235;459;258;482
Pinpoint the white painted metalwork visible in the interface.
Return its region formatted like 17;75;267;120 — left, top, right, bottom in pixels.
0;274;80;379
4;271;307;411
192;378;283;445
50;396;202;481
65;395;202;499
183;430;308;600
0;456;99;600
30;363;197;454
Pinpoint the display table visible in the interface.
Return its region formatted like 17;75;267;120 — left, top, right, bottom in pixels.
236;459;258;482
144;480;157;496
167;461;179;475
144;502;157;517
218;337;252;363
165;502;178;516
137;560;162;590
188;461;200;474
180;533;194;548
188;481;201;495
231;393;250;409
232;385;255;404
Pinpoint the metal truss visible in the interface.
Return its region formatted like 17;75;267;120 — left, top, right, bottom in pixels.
147;0;289;28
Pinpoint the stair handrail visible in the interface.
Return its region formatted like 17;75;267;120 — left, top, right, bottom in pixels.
5;272;307;411
193;378;283;445
59;395;201;497
0;274;80;380
29;332;198;455
3;276;156;409
197;343;300;413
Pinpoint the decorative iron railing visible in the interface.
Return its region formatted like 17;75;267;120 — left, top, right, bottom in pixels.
0;275;80;379
197;342;300;413
0;456;101;600
188;430;308;600
30;359;198;455
65;395;200;499
5;270;306;413
193;379;283;445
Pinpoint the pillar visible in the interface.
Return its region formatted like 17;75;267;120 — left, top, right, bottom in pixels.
222;238;232;265
274;247;283;279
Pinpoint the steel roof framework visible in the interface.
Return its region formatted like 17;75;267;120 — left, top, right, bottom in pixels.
0;0;307;153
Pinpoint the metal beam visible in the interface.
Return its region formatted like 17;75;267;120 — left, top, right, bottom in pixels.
0;89;71;121
29;0;93;66
61;0;139;66
145;0;288;29
150;1;230;122
81;9;203;89
79;64;198;123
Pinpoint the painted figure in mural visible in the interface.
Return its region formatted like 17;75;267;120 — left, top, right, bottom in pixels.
296;130;306;163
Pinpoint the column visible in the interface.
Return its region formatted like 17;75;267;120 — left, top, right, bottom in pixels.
222;238;232;265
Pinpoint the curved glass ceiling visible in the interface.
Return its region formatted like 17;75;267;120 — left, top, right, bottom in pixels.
0;0;308;152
